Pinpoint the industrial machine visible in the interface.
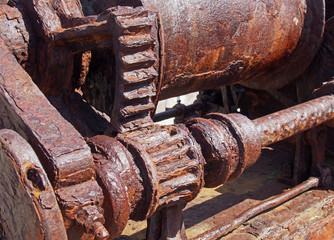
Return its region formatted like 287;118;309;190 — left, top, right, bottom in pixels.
1;0;334;239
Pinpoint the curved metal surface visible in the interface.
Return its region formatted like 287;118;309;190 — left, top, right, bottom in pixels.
253;95;334;146
0;129;67;240
141;0;325;99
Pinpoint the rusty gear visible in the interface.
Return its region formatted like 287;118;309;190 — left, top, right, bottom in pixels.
111;6;160;132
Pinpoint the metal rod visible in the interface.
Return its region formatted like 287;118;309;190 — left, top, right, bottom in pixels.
253;95;334;146
191;177;319;240
153;102;204;122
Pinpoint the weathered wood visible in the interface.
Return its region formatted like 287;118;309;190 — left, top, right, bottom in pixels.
220;189;334;240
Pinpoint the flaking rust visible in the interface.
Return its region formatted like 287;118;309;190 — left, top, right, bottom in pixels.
0;0;334;239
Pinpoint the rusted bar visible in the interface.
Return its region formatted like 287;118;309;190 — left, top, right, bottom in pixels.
52;20;113;53
153;102;204;122
192;177;320;240
253;95;334;146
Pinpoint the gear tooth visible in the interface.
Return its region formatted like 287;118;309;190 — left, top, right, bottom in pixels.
112;7;159;133
122;67;158;85
118;114;153;132
119;35;155;51
116;10;152;35
119;100;155;118
122;50;156;70
122;82;156;101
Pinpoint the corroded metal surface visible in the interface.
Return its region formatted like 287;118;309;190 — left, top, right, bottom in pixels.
0;39;94;188
187;113;261;187
0;129;67;240
117;124;205;220
253;95;334;146
141;0;325;99
88;135;143;238
1;0;334;239
111;6;160;132
88;125;205;239
56;180;109;240
147;203;188;240
218;188;334;240
0;4;30;66
0;35;107;239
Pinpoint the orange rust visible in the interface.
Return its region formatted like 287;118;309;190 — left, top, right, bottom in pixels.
141;0;324;99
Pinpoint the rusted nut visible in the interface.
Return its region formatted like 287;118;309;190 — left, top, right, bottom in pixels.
76;205;104;232
187;113;261;187
91;221;110;240
75;205;110;239
76;205;109;240
117;124;205;220
56;180;108;238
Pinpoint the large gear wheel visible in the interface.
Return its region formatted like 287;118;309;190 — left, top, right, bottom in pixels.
111;6;161;133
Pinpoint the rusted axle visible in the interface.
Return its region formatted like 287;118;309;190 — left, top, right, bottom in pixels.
187;95;334;187
253;95;334;146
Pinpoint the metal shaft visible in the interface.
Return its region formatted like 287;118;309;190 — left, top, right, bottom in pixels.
253;95;334;147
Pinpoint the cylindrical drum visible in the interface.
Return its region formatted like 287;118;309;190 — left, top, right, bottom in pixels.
141;0;325;99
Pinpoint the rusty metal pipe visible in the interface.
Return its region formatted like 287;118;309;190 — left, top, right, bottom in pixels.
253;95;334;147
192;177;320;240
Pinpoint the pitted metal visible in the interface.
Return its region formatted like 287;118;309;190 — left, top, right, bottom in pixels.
187;113;261;187
0;129;67;240
111;6;160;133
1;0;334;239
117;123;205;219
88;135;142;238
